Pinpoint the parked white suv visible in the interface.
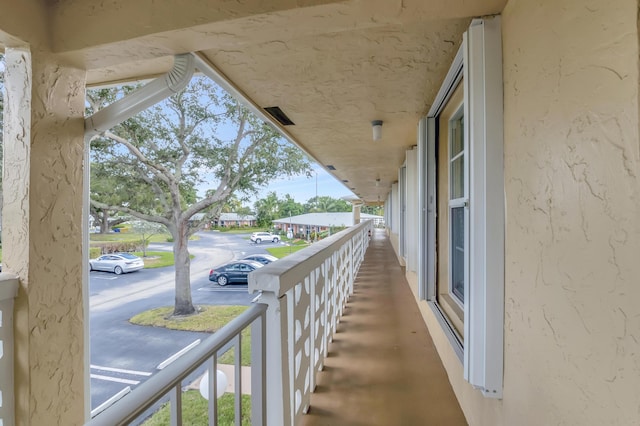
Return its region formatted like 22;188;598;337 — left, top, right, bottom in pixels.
250;231;280;243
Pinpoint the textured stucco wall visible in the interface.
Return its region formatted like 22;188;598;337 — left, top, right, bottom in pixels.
501;0;640;424
406;0;640;425
0;0;49;50
4;48;86;425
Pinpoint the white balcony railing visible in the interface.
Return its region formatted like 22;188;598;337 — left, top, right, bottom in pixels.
86;302;268;426
84;220;371;425
0;274;19;426
249;220;372;425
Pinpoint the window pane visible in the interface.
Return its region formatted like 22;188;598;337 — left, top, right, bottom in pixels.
451;207;465;302
451;116;464;157
451;156;464;199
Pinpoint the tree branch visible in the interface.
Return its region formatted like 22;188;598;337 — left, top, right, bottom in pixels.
90;200;170;226
103;130;173;185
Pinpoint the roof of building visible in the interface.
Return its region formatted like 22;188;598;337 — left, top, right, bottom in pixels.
218;212;256;221
191;212;256;221
272;212;383;228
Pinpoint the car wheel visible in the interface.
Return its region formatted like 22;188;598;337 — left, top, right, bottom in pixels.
256;238;261;244
217;275;228;286
89;263;94;271
114;266;123;275
273;237;279;242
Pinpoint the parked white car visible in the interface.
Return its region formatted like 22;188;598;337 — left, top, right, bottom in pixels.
250;232;280;243
89;253;144;274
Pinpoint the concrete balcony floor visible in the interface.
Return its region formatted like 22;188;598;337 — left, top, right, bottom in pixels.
302;229;467;426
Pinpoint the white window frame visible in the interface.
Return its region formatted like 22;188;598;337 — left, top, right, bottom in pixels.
399;163;407;259
418;16;504;398
447;108;468;308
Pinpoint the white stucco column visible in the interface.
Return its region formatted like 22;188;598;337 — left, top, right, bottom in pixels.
352;203;361;224
3;47;86;425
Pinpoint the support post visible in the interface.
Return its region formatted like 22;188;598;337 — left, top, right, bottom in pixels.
3;47;87;425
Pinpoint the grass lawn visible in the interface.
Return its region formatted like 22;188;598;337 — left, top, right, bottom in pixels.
90;233;200;243
132;251;175;269
90;232;171;243
141;391;251;426
129;305;251;365
267;244;310;258
212;227;264;234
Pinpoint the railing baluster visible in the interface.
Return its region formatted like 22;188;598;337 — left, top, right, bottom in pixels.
234;333;242;425
213;355;219;426
170;383;182;426
250;309;266;426
207;358;215;426
86;303;268;426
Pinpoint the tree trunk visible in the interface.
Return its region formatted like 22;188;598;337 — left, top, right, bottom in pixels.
172;220;196;316
100;212;109;233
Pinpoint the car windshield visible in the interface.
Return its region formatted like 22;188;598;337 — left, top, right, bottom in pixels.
118;253;138;259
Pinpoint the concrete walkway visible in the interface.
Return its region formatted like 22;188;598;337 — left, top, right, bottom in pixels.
301;229;467;425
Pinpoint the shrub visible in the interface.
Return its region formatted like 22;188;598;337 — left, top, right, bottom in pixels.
90;240;147;254
89;247;101;259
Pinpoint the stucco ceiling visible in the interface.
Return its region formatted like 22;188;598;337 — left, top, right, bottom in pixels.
57;0;507;204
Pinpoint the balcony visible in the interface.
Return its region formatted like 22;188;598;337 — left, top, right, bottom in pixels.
79;221;464;425
301;229;466;426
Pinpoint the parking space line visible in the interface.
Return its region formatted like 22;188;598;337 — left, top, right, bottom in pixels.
90;374;140;385
91;364;152;376
198;287;248;292
157;339;201;370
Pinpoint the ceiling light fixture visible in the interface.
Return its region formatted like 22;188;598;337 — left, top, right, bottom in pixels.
371;120;383;141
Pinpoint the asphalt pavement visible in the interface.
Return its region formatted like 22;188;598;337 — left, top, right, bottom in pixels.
89;231;283;411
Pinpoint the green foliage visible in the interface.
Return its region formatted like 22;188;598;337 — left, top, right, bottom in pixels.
89;247;102;259
133;251;179;269
362;205;384;216
88;76;311;225
87;76;312;315
254;191;280;226
130;220;167;256
131;305;248;331
214;227;263;234
254;192;353;225
90;232;170;243
278;194;304;217
304;195;351;213
91;240;145;254
141;391;251;426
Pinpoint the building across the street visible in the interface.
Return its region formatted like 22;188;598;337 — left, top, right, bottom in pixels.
191;212;257;228
215;213;257;228
272;212;384;238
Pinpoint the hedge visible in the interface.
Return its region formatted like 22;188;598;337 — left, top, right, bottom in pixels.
90;240;148;255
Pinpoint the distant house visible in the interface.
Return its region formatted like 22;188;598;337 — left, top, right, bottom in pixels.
272;212;384;238
189;212;257;228
214;212;257;228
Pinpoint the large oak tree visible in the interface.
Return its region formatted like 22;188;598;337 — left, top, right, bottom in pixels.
88;76;311;315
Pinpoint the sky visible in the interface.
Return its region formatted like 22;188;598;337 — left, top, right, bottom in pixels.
252;165;354;205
